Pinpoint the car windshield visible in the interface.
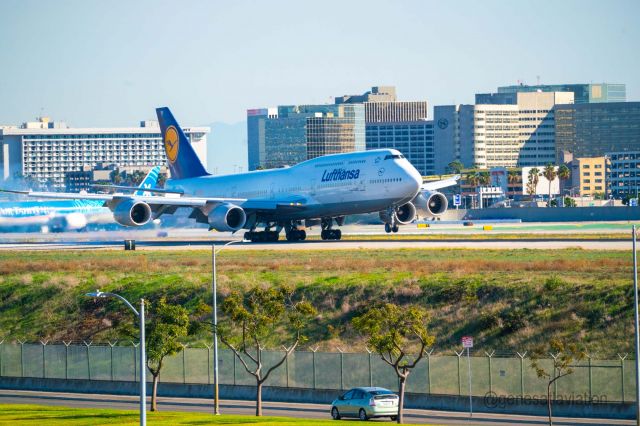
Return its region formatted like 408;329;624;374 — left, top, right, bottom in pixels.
368;389;394;396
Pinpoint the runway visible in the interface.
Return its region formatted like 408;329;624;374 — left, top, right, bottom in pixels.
0;222;634;251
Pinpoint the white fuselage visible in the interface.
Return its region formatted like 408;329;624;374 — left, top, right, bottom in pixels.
165;149;423;223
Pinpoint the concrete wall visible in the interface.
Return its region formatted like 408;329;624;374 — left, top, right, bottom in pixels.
0;377;632;420
463;206;640;222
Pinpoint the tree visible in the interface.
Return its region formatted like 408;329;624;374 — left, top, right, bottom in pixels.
146;297;190;411
530;338;585;426
352;303;434;424
563;197;576;207
447;160;464;174
542;164;557;207
526;167;541;197
219;285;316;416
557;164;570;194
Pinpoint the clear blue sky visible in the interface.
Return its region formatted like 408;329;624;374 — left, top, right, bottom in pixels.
1;0;638;127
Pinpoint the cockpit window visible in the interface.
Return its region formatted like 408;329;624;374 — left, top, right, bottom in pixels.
384;154;405;160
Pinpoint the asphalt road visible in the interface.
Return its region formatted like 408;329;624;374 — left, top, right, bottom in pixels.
0;390;633;425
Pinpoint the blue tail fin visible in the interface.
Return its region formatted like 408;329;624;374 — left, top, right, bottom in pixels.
134;166;161;196
156;107;209;179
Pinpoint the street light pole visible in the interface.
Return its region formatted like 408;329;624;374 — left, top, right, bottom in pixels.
86;290;146;426
212;239;244;415
633;225;640;426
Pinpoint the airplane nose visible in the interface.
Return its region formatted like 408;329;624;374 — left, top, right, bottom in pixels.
406;166;422;194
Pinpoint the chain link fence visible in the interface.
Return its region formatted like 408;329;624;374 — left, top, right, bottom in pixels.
0;342;634;402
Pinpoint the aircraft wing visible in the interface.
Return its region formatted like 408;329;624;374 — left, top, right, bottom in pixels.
0;188;308;213
421;175;460;191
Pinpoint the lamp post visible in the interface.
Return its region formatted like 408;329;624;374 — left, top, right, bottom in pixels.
212;239;245;414
633;226;640;426
86;290;146;426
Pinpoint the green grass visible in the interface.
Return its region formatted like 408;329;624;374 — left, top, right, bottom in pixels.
0;248;635;354
0;404;334;425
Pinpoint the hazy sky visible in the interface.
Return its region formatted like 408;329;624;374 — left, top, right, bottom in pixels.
1;0;638;128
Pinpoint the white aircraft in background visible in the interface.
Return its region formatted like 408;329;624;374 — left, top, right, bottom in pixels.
1;107;458;242
0;166;161;233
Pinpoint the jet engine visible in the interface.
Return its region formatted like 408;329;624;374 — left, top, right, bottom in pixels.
412;191;448;218
379;202;417;225
113;200;152;226
208;203;246;232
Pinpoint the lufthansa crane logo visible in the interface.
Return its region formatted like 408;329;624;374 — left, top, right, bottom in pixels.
164;126;179;163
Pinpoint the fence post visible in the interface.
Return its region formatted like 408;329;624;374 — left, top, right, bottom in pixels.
485;351;495;395
455;350;464;396
233;350;236;386
517;351;527;398
364;347;373;387
337;347;344;390
17;339;25;378
83;341;92;380
63;341;71;380
108;341;118;381
0;338;4;377
205;344;212;385
618;354;628;402
585;353;592;401
282;345;291;388
550;352;561;400
182;344;188;384
426;350;434;394
310;346;318;390
40;340;49;378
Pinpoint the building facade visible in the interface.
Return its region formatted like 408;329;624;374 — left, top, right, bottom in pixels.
433;92;574;171
607;151;640;199
555;102;640;161
247;104;365;170
489;83;626;104
366;121;435;175
0;118;209;188
568;156;607;197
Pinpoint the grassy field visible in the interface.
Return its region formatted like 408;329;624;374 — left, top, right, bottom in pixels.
0;404;334;425
0;248;635;354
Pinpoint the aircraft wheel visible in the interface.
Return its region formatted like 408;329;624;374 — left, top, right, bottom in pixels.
384;223;392;233
321;230;328;240
334;229;342;240
392;224;399;233
286;231;296;242
299;230;306;241
244;232;251;241
269;231;279;242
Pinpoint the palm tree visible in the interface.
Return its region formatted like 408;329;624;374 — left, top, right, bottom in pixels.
542;164;557;207
447;160;464;174
557;164;571;193
526;167;541;197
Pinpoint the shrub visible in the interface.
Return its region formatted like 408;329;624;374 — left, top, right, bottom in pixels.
501;308;527;332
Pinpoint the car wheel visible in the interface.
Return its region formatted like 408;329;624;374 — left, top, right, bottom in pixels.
331;407;341;420
390;415;398;421
358;408;368;421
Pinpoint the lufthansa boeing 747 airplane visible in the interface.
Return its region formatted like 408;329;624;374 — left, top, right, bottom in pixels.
2;108;458;242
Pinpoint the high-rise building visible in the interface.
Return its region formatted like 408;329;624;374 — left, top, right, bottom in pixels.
366;121;435;175
476;83;626;104
335;86;428;123
555;102;640;160
247;104;365;170
0;118;209;188
433;92;574;171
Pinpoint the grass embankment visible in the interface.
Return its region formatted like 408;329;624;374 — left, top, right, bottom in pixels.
0;404;333;425
0;249;635;354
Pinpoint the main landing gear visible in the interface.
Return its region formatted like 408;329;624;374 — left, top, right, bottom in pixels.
320;217;342;240
286;229;306;242
244;230;280;242
384;223;399;233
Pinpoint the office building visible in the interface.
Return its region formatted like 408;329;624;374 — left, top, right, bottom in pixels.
555;102;640;160
247;104;365;170
434;92;574;171
607;151;640;199
366;121;435;175
476;83;626;105
567;156;607;197
0;117;209;188
335;86;428;123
